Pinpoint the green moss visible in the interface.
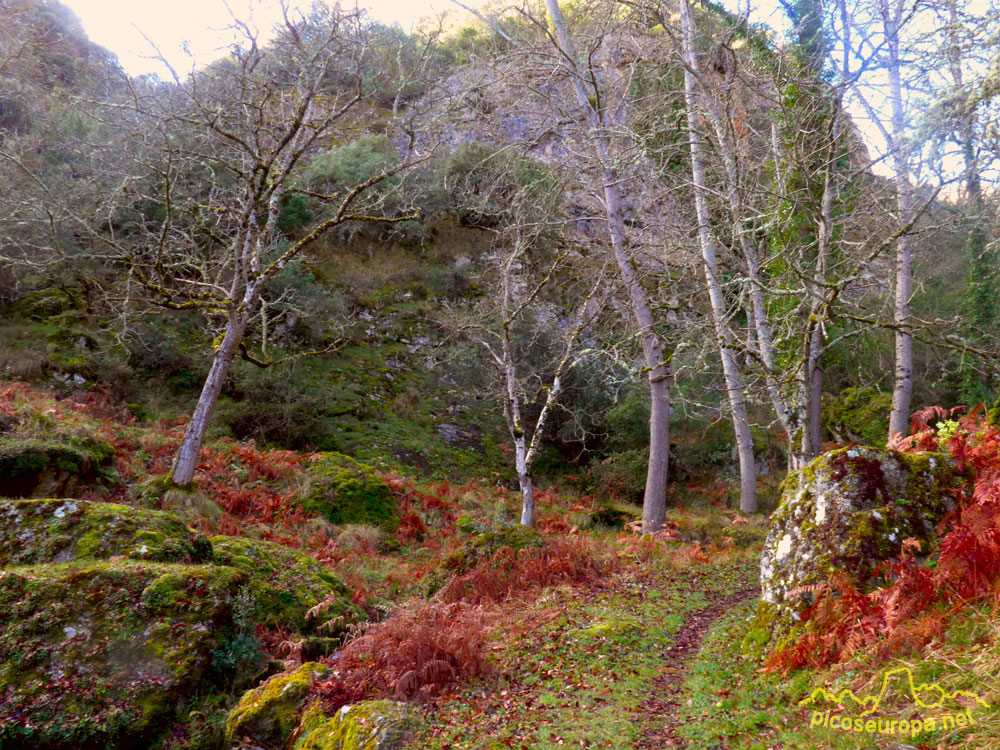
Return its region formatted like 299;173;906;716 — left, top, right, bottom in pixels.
302;452;398;531
293;700;419;750
0;560;246;748
0;435;114;497
226;662;330;749
0;498;213;566
821;386;893;445
210;536;364;634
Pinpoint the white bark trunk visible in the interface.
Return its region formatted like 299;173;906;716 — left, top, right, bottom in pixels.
544;0;671;531
681;0;756;514
884;1;914;439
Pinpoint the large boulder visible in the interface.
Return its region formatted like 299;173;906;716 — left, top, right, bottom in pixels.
0;435;114;498
302;453;398;531
0;498;213;565
746;447;966;655
226;662;331;750
211;535;364;635
293;700;420;750
0;560;249;748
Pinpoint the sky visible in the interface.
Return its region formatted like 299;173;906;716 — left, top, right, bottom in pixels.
60;0;790;78
63;0;460;77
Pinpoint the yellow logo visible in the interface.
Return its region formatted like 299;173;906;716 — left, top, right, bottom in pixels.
800;666;989;739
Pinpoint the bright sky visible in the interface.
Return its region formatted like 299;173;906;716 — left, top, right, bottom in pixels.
62;0;459;77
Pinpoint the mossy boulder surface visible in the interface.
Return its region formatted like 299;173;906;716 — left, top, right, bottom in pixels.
211;535;363;634
0;560;247;748
0;498;213;566
293;700;420;750
303;452;398;531
226;661;330;749
749;447;965;654
0;435;114;498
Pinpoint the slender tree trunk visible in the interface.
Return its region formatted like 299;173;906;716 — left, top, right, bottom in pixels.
884;3;914;439
172;310;248;485
517;461;535;526
680;0;756;514
545;0;671;531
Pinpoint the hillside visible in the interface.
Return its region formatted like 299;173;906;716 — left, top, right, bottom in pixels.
2;0;1000;748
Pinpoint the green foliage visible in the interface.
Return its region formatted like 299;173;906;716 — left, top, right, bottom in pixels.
303;452;398;531
821;386;892;445
307;135;399;192
277;194;315;233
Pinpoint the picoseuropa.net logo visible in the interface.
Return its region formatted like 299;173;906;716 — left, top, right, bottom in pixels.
800;666;990;740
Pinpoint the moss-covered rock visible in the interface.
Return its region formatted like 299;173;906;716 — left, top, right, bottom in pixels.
226;662;330;750
210;536;363;635
422;525;544;597
302;453;397;531
0;498;213;566
0;560;247;748
293;700;420;750
0;435;114;498
749;447;966;655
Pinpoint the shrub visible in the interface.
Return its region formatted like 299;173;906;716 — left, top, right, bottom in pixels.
437;536;610;605
313;601;491;708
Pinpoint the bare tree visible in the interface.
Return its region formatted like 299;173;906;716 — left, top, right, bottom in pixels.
678;0;757;513
1;3;425;485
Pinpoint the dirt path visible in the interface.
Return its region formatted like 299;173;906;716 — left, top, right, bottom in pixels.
634;585;760;749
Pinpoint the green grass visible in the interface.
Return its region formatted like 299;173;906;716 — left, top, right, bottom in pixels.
677;598;1000;749
415;556;757;749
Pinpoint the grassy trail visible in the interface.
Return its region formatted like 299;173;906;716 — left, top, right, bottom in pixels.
416;552;760;749
634;585;759;748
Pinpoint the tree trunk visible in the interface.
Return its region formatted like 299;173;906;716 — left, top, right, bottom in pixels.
172;310;248;486
518;465;535;527
544;0;671;531
885;3;913;439
681;0;756;514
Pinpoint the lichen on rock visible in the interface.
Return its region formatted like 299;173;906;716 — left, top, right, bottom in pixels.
302;452;398;531
747;446;967;656
0;498;213;566
0;560;247;748
211;535;364;634
226;661;331;750
292;699;420;750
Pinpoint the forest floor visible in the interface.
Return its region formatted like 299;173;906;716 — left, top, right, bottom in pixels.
3;381;999;750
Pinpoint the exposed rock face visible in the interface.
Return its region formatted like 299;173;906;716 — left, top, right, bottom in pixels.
747;447;967;655
226;662;331;750
0;560;248;748
0;435;114;497
211;535;364;635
